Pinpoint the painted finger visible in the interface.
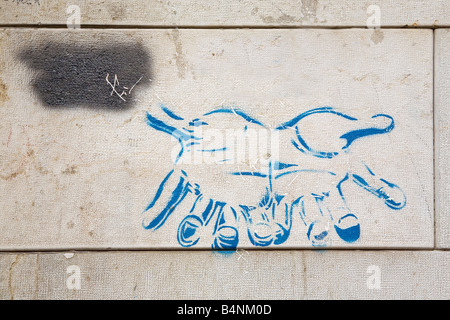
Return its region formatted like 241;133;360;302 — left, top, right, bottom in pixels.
240;205;273;247
211;204;239;250
240;188;276;247
291;194;331;247
324;180;361;243
351;163;406;210
142;169;194;230
240;189;291;247
177;196;227;248
269;193;291;245
278;107;394;159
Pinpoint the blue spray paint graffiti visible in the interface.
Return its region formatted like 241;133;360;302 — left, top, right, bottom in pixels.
142;105;406;249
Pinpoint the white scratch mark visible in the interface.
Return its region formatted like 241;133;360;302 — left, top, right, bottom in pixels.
106;73;127;102
128;76;143;94
154;93;163;102
288;173;299;186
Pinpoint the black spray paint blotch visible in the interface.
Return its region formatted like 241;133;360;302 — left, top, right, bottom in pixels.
19;42;152;110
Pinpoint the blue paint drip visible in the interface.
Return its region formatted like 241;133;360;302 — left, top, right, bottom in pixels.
340;114;394;149
200;147;227;152
208;201;227;226
276;106;358;130
189;194;203;214
334;214;360;243
230;171;268;178
274;193;285;205
268;160;273;192
174;148;184;164
200;199;215;225
292;196;307;226
293;127;339;159
189;119;209;127
336;174;350;199
204;107;265;127
186;141;200;147
213;250;238;256
275;169;336;180
273;161;298;171
258;188;273;208
143;169;175;212
160;104;184;120
362;161;376;176
273;203;292;245
143;173;191;231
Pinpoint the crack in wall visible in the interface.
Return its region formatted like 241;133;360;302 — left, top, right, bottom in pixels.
8;254;23;300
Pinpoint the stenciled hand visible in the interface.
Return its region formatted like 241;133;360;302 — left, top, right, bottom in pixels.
142;105;406;249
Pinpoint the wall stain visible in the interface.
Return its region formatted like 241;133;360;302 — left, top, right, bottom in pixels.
62;165;77;175
107;1;127;21
3;0;40;4
0;169;24;181
8;254;23;300
371;29;384;45
0;77;9;104
300;0;318;22
260;12;297;24
169;30;188;79
33;254;40;300
19;42;152;110
259;0;318;24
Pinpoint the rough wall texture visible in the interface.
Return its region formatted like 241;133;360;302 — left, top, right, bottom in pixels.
0;0;448;299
